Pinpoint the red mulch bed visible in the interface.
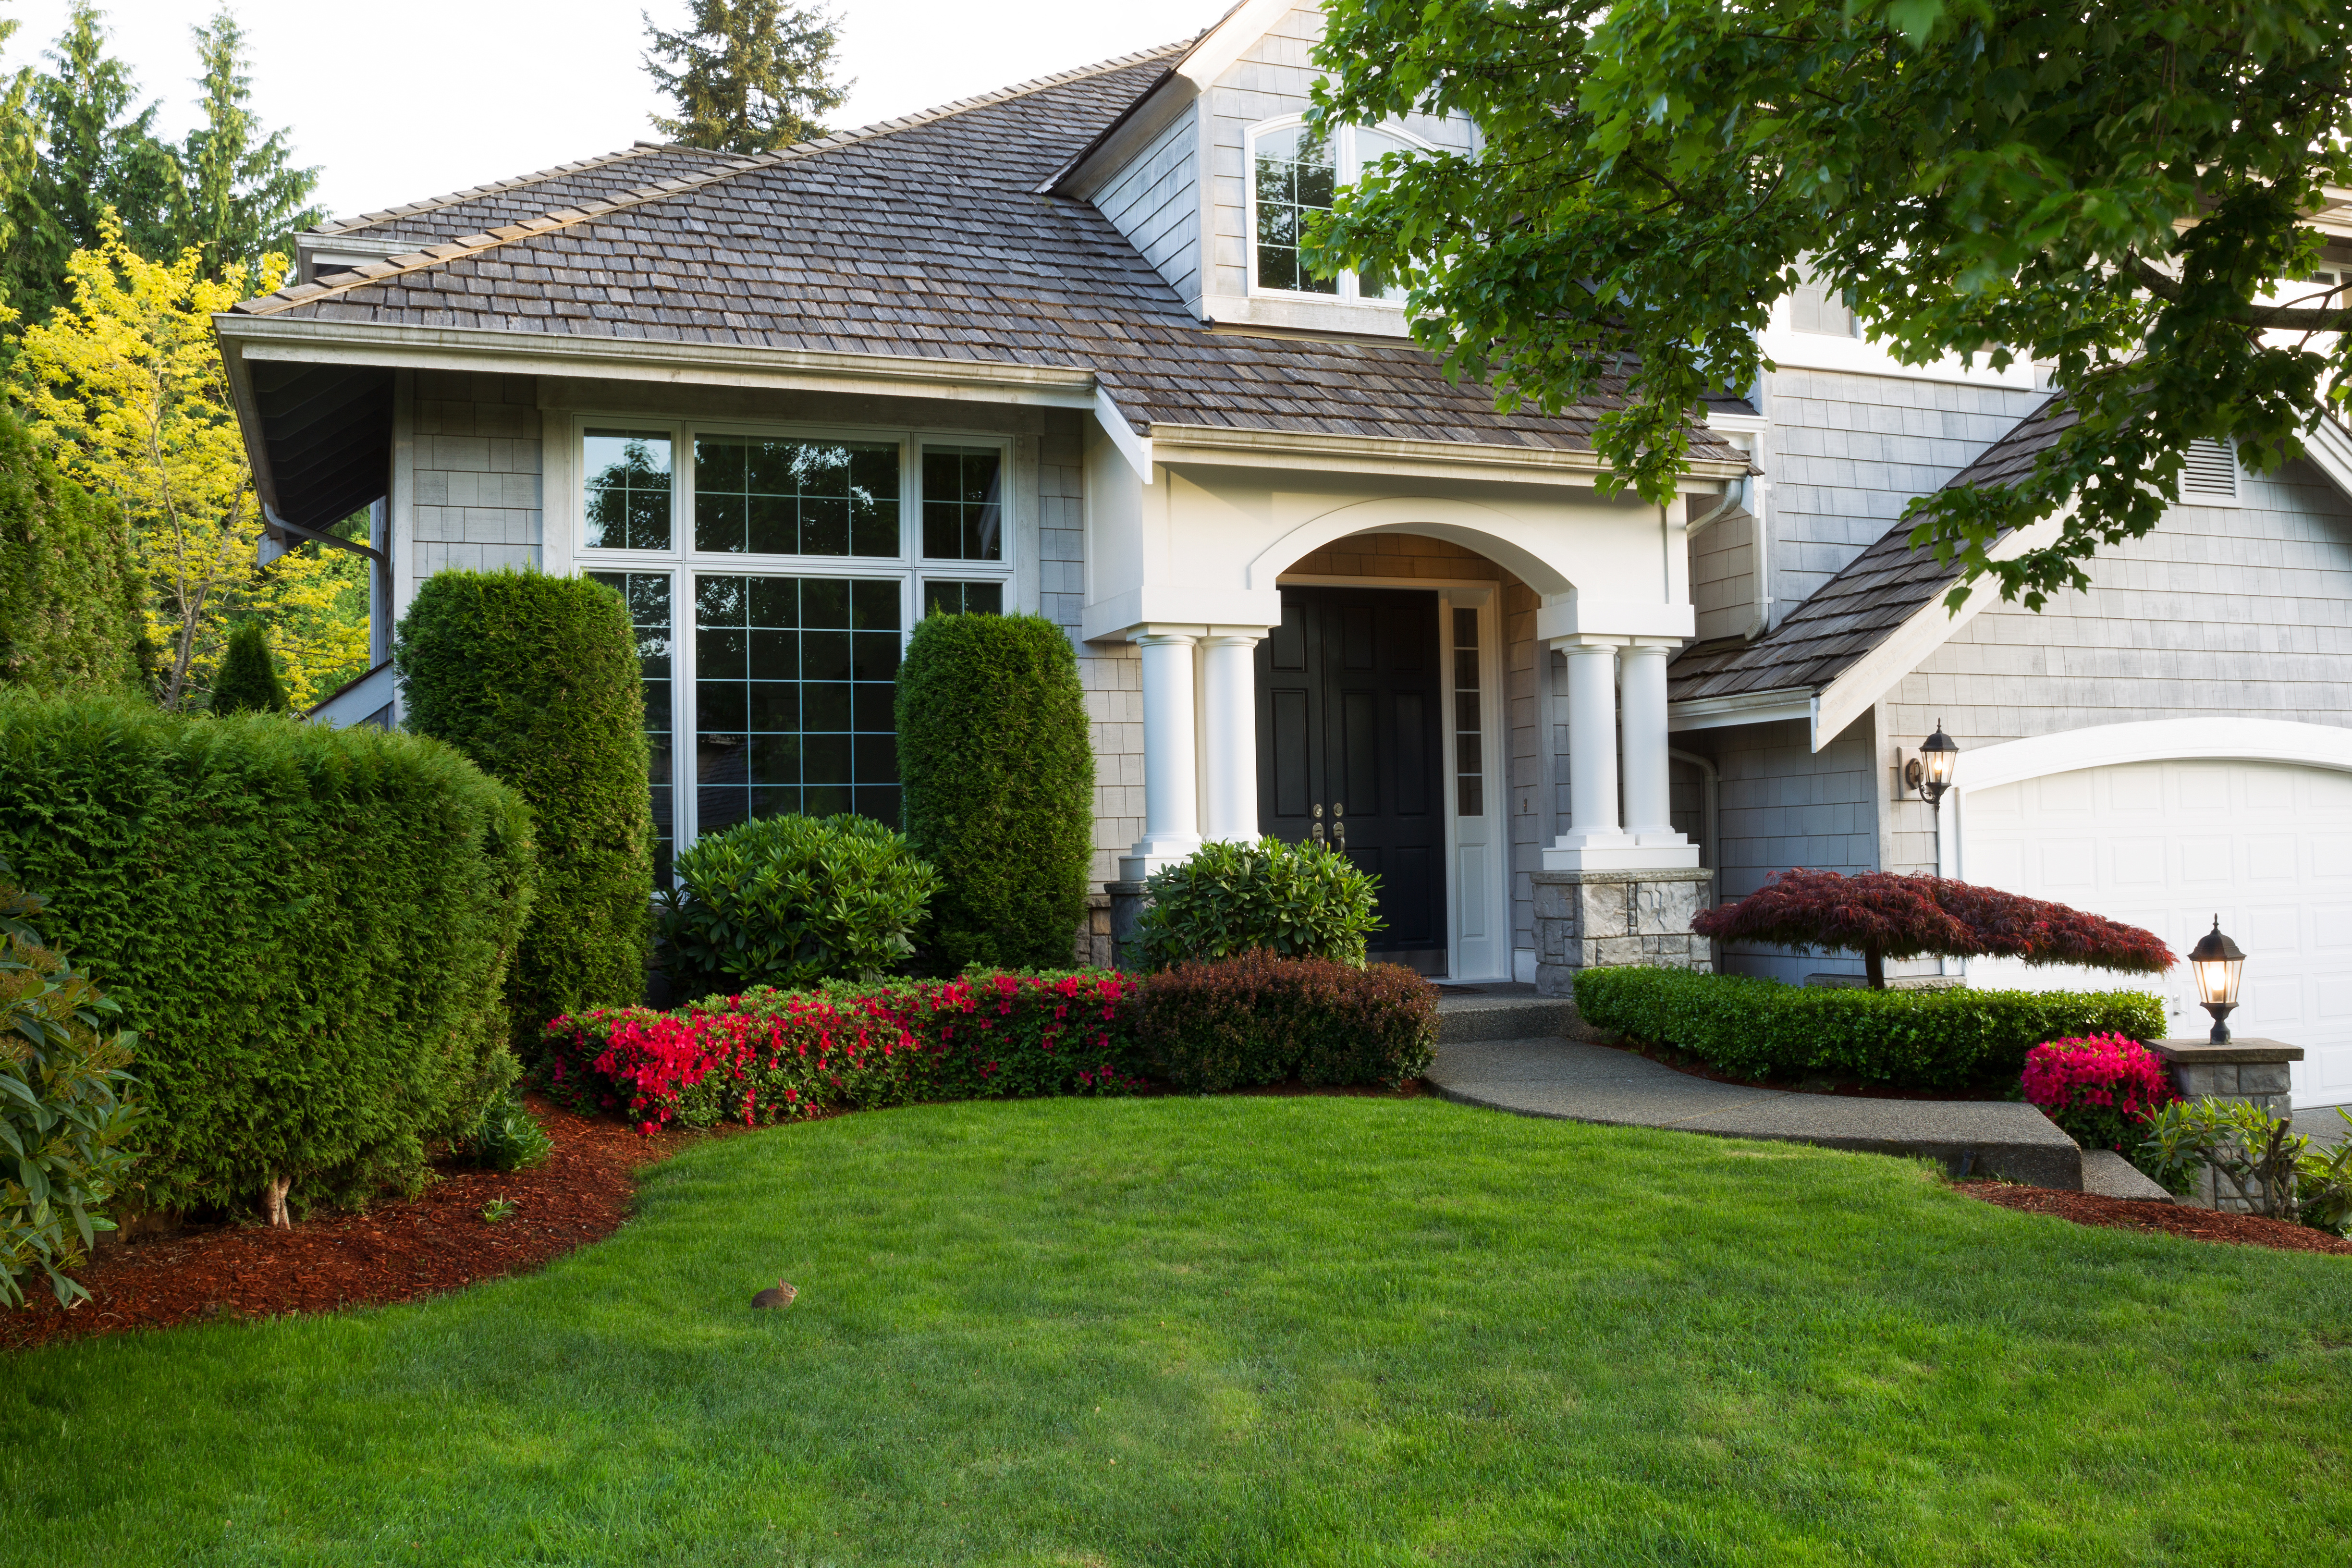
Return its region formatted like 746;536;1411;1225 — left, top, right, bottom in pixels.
1957;1180;2352;1257
0;1096;713;1353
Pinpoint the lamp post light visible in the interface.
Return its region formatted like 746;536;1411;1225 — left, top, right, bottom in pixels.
2189;917;2246;1044
1908;721;1960;807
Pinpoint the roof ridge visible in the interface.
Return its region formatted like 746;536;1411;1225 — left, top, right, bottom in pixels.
314;144;745;236
237;40;1191;318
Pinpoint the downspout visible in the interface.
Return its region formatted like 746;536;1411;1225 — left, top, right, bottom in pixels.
1685;469;1773;641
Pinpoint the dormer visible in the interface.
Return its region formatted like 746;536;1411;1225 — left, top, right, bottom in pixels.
1046;0;1475;339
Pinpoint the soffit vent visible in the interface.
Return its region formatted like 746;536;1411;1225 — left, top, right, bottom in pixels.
2182;438;2240;501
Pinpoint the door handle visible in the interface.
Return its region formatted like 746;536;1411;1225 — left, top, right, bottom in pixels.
1333;802;1346;851
1311;803;1325;844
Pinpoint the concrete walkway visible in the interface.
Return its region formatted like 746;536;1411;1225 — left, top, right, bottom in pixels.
1427;994;2163;1196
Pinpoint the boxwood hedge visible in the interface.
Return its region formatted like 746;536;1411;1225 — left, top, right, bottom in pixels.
0;691;534;1214
397;570;652;1048
1572;965;2167;1089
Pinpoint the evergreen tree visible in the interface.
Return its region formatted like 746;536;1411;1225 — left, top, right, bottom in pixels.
0;12;37;318
1;3;180;324
208;620;288;715
642;0;849;153
178;10;324;282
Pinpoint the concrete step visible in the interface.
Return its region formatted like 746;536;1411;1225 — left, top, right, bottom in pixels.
2079;1149;2176;1202
1435;993;1580;1044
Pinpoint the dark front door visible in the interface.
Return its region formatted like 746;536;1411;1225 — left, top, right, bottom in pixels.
1255;586;1447;974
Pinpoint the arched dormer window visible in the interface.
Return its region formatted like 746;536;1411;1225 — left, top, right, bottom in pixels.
1249;117;1428;305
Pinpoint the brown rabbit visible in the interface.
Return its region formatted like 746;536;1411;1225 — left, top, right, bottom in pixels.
751;1279;798;1310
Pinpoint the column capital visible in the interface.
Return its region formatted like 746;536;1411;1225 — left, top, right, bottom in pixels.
1130;627;1200;649
1200;625;1270;648
1547;633;1630;652
1623;636;1685;653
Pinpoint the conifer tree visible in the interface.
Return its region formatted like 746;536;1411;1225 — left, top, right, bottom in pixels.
208;620;288;715
642;0;849;154
178;10;324;282
1;2;180;323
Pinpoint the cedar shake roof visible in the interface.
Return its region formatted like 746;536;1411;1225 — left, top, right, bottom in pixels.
1668;395;2071;704
235;45;1745;466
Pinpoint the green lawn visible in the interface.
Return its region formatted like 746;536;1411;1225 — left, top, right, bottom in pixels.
4;1096;2347;1566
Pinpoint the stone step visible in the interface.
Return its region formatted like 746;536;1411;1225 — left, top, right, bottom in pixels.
2079;1149;2176;1203
1435;994;1580;1044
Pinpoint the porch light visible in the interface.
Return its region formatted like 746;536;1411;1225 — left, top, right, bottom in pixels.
1908;721;1960;807
2189;918;2246;1044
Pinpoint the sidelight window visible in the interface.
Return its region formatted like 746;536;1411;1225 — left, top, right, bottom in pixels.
1452;607;1483;817
588;570;677;882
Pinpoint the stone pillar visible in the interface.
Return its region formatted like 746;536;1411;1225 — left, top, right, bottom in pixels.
1122;630;1200;880
1531;867;1715;996
2149;1038;2304;1212
1198;631;1262;844
1618;640;1685;847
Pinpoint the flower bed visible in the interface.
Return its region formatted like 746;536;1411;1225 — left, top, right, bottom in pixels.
542;971;1146;1132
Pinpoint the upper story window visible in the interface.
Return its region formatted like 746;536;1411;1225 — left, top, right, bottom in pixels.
1250;119;1424;304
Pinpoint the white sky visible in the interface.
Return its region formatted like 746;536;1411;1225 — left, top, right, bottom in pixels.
0;0;1231;222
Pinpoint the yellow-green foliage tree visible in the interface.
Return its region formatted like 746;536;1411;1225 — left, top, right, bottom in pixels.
11;216;367;710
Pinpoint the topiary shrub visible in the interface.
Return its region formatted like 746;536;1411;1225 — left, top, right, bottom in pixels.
895;610;1093;970
1572;965;2165;1089
397;570;652;1049
208;621;289;714
0;406;149;697
1691;868;2176;988
658;813;941;999
1133;837;1381;970
0;861;141;1309
0;690;533;1219
1134;950;1438;1092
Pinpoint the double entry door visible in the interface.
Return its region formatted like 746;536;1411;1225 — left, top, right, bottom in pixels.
1254;586;1447;974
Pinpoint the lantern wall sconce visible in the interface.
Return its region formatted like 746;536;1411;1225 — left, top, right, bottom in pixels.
1905;721;1960;807
2189;917;2246;1044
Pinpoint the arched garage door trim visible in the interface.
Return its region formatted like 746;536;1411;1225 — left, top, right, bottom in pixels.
1953;717;2352;796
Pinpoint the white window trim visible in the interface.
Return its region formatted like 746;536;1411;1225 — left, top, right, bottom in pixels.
1245;115;1433;308
552;414;1018;853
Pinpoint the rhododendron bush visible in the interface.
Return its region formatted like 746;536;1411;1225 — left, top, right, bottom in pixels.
2020;1033;2179;1172
542;971;1146;1132
1692;869;2175;988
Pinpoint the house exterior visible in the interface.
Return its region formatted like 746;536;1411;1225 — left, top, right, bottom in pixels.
219;0;2352;1110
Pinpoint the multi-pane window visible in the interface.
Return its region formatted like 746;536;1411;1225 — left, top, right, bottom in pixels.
694;436;899;557
583;430;674;549
1452;607;1483;817
576;422;1010;854
921;446;1003;560
588;571;676;882
694;575;903;831
922;579;1003;617
1253;124;1338;295
1250;121;1422;303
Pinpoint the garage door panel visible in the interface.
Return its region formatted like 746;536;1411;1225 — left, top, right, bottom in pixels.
1962;757;2352;1110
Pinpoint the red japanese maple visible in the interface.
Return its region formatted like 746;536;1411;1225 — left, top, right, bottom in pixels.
1691;869;2175;988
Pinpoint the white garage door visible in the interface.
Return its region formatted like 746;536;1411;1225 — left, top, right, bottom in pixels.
1962;759;2352;1110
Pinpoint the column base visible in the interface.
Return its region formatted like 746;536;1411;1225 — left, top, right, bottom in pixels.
1531;867;1715;996
1541;836;1701;871
1118;837;1201;882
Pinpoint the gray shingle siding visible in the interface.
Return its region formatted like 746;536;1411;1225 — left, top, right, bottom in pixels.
1762;368;2049;612
1094;103;1200;308
410;370;541;576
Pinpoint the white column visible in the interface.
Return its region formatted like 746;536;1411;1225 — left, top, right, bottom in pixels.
1619;641;1680;843
1199;630;1262;844
1122;629;1201;879
1561;639;1624;844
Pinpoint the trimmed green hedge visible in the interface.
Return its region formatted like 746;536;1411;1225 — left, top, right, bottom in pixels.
1572;966;2167;1089
0;691;533;1214
1135;950;1437;1091
895;610;1093;971
0;408;148;696
397;570;652;1048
